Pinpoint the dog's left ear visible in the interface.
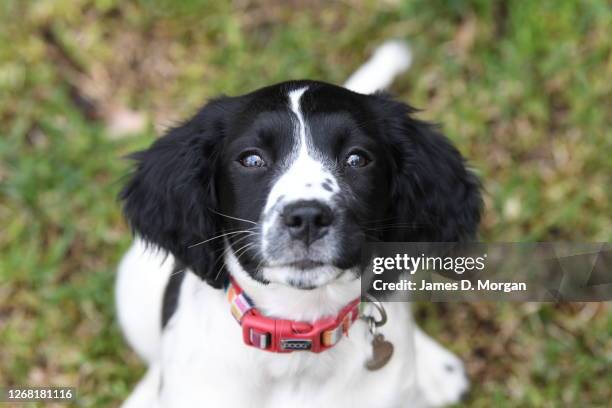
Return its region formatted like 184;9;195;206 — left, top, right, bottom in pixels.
373;95;483;242
120;97;234;288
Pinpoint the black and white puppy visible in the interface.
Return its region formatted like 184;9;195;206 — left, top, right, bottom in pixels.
116;41;482;407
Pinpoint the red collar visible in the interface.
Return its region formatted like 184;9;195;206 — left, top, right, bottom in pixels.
226;277;360;353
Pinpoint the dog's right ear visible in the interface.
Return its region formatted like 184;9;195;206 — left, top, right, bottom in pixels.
120;97;233;288
370;95;483;242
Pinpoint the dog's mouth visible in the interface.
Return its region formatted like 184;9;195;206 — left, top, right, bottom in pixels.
287;259;325;270
263;258;328;270
260;259;344;289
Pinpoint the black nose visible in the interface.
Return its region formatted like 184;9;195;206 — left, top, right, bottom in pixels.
282;201;333;245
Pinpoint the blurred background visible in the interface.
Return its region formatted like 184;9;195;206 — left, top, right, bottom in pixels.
0;0;610;406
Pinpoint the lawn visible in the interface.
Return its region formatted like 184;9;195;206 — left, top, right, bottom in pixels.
0;0;610;406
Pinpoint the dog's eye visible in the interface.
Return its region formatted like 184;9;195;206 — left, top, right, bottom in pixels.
239;153;266;168
345;152;370;168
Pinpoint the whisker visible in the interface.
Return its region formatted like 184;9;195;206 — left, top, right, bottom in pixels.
168;267;183;279
234;242;255;262
254;258;265;273
362;221;428;227
212;234;257;280
364;226;421;232
360;218;396;226
188;230;256;248
208;208;258;225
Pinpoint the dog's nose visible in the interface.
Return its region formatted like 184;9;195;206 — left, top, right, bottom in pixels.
282;201;333;245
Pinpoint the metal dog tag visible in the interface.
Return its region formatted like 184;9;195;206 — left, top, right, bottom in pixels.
362;294;393;371
365;333;394;371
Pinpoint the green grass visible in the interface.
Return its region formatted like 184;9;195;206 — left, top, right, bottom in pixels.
1;0;610;406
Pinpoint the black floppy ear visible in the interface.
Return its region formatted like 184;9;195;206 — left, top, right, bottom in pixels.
375;96;482;242
120;98;232;288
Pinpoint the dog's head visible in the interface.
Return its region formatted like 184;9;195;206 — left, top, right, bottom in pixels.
121;81;482;290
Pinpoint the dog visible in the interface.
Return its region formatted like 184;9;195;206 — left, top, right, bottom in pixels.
116;41;482;407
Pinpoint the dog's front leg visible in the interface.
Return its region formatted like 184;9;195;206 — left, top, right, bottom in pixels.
414;327;470;407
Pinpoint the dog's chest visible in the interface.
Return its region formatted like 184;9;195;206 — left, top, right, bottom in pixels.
158;273;414;407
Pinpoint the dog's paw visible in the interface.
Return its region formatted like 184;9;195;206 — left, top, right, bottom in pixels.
415;328;470;407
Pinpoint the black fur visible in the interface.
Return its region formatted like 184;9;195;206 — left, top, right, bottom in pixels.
161;265;186;328
370;94;482;242
120;98;236;288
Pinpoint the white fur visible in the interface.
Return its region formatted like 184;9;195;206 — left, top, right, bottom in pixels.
117;243;468;407
120;363;161;408
119;245;419;408
415;328;470;406
115;238;173;363
117;40;469;407
344;40;412;94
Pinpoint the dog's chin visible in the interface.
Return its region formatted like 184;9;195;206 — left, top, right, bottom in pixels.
261;262;344;290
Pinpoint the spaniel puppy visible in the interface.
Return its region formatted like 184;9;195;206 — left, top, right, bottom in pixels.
116;41;482;408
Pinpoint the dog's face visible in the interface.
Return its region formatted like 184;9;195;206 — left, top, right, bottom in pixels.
217;86;392;289
121;81;482;289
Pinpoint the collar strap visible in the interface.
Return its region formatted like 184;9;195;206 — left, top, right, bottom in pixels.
226;277;360;353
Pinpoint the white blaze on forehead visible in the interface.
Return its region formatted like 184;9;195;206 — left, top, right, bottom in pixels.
263;87;339;214
289;87;308;154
